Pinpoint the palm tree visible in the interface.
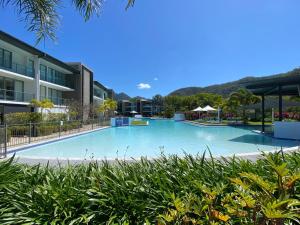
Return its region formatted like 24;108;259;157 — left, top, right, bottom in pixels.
1;0;134;43
97;99;117;120
228;89;260;124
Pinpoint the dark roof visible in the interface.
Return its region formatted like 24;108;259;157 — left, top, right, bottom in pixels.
93;80;108;91
245;75;300;96
0;30;79;74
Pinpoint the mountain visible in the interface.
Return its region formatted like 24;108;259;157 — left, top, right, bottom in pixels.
169;68;300;96
115;92;131;101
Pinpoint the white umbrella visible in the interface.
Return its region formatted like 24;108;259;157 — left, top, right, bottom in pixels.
203;105;216;111
203;105;218;122
192;106;206;119
130;110;138;114
192;106;204;112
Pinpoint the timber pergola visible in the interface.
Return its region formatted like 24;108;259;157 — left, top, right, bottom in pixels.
244;75;300;132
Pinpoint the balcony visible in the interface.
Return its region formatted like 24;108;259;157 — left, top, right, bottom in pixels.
0;89;34;103
0;62;35;78
94;89;104;99
40;95;68;106
40;74;74;89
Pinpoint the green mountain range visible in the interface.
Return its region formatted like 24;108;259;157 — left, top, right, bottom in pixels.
169;68;300;96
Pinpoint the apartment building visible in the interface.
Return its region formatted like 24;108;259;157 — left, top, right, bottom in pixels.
0;31;112;123
118;99;158;117
93;80;108;107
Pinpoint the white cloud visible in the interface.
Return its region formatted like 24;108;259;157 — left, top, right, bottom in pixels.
154;77;158;81
137;83;151;90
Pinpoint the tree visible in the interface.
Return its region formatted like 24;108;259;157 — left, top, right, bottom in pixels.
152;94;164;115
1;0;134;43
30;98;54;120
228;88;261;123
97;99;117;120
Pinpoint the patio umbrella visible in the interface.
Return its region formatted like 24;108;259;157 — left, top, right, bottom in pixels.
203;105;216;111
203;105;217;121
192;106;205;119
130;110;138;114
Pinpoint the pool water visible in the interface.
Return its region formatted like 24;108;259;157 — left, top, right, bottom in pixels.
14;119;299;159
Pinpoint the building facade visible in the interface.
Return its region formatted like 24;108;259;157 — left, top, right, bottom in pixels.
117;99;162;117
0;31;113;123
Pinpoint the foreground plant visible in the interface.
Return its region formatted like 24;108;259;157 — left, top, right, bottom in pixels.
0;151;299;224
224;153;300;224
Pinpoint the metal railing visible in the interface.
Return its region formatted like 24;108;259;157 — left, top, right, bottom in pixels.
0;118;110;158
0;62;35;78
0;89;35;102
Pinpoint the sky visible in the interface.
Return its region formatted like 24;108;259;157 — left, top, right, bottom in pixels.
1;0;300;98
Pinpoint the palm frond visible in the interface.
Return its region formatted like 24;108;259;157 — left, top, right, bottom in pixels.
72;0;104;21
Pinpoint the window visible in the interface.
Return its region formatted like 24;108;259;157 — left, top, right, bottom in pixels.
0;49;3;67
49;88;63;105
40;86;46;100
40;64;47;80
0;77;24;101
4;78;14;101
0;48;12;69
0;77;4;99
15;80;24;101
28;60;34;77
48;68;55;83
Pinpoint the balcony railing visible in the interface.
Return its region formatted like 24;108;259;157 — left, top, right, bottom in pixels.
0;62;35;78
40;95;68;106
40;74;74;89
0;89;34;102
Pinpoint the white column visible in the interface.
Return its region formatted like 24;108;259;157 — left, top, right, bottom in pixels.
34;56;40;101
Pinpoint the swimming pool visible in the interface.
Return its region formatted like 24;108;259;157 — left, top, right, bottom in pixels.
13;119;299;160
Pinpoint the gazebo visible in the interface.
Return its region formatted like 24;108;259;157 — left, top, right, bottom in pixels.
245;75;300;139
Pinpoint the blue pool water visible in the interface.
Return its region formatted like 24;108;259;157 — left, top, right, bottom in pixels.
14;119;299;159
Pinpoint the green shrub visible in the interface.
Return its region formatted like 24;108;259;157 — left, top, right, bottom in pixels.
4;112;42;125
46;113;68;122
163;106;175;118
8;125;29;137
0;152;300;224
35;124;60;136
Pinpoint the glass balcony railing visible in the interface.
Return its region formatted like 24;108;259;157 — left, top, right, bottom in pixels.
40;95;68;106
0;62;35;78
40;74;74;89
0;89;34;102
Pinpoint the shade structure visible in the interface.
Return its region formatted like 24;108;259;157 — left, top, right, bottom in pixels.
203;105;216;111
192;106;205;112
130;110;138;114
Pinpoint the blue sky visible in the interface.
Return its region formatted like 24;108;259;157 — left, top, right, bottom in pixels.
1;0;300;98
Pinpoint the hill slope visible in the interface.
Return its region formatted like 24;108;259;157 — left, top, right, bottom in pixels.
169;68;300;96
115;92;131;101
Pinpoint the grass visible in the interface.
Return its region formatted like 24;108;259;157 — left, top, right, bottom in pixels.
0;151;300;224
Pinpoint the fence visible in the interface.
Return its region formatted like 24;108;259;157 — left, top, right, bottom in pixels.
0;118;110;158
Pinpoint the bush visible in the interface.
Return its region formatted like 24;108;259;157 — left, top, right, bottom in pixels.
8;125;29;137
163;106;175;118
0;152;300;224
4;112;42;125
35;124;60;136
46;113;68;122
